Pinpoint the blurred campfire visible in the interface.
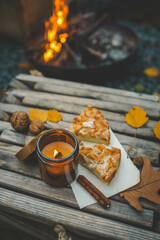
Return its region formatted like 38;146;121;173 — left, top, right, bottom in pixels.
27;0;138;70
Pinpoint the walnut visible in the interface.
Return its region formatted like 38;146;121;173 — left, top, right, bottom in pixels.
11;111;30;132
29;120;44;135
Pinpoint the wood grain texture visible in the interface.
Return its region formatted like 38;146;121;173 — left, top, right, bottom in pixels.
0;129;159;165
16;74;159;102
0;102;157;129
9;89;160;119
0;149;40;178
9;79;29;90
0;103;158;141
0;169;154;228
0;210;55;240
0;120;13;132
34;82;160;109
0;129;33;146
0;144;159;213
0;141;21;153
0;187;160;240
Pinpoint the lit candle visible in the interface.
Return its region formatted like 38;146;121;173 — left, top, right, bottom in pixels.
42;141;74;159
37;129;79;187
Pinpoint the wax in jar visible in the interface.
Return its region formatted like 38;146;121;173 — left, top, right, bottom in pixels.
42;141;74;159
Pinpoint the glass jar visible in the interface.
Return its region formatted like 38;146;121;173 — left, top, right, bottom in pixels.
36;129;79;187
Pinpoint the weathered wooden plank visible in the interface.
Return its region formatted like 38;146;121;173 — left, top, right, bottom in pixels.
0;129;159;165
0;121;13;132
122;144;159;163
16;74;159;102
0;149;40;179
0;103;157;131
116;133;160;153
0;145;159;213
0;169;154;228
34;82;160;109
154;213;160;233
0;110;10;121
4;94;21;105
0;141;21;153
0;188;160;240
0;129;33;146
0;210;56;240
9;79;29;90
9;89;160;119
0;103;78;123
0;102;157;129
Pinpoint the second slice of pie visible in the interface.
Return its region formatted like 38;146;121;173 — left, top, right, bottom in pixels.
68;105;110;145
79;144;121;184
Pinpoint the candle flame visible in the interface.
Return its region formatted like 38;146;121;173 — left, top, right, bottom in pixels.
53;149;62;159
43;0;69;62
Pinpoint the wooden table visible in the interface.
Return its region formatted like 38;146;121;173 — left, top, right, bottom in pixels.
0;73;160;240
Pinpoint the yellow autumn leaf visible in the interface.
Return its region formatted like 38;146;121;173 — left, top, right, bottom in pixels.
29;108;48;122
154;121;160;139
48;109;62;122
143;67;159;77
125;106;148;128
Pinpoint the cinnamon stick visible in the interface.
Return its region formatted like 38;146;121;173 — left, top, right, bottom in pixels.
77;175;111;209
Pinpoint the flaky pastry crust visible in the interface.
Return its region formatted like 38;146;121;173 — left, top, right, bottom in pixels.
68;105;110;144
79;144;121;184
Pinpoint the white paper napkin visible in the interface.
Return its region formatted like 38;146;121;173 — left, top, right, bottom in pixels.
70;129;140;209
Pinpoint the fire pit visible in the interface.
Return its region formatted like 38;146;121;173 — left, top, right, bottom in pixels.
27;0;138;82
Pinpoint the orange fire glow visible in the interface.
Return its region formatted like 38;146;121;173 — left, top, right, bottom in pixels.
43;0;69;62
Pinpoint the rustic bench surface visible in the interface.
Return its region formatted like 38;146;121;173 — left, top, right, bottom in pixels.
0;74;160;240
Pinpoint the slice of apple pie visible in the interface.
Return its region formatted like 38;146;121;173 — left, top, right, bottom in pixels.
79;144;121;184
68;105;110;144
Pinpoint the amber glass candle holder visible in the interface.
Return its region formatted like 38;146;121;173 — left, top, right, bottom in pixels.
36;129;79;187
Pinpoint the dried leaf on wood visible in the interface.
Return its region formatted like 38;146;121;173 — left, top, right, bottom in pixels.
143;67;160;77
154;120;160;140
29;109;48;122
120;156;160;211
125;106;148;128
30;69;44;77
48;109;62;122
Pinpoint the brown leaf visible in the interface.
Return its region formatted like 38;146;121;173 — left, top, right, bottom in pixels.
120;156;160;211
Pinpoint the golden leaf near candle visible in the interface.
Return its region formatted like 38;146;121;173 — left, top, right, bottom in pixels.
48;109;62;122
29;108;48;122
